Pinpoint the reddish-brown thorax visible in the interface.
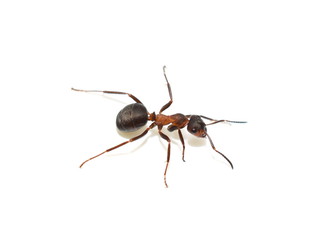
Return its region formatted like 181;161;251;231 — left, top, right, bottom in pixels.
154;113;189;128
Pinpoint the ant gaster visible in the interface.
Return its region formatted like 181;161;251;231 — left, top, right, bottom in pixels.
72;66;246;187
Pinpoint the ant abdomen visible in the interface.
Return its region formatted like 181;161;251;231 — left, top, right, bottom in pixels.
116;103;148;132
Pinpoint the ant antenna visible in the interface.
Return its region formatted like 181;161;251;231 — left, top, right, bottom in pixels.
206;120;247;126
199;115;246;126
206;133;234;169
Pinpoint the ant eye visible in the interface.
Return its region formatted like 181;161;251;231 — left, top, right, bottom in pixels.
191;128;197;133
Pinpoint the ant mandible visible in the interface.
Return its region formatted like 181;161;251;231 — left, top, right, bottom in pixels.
72;66;246;187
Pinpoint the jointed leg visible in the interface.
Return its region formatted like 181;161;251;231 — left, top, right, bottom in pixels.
79;123;156;168
158;125;171;188
178;129;186;162
159;66;173;113
71;88;143;104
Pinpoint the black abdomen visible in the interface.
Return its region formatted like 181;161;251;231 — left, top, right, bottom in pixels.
116;103;148;132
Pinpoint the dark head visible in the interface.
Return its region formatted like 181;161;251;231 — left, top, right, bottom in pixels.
186;114;235;169
187;115;207;138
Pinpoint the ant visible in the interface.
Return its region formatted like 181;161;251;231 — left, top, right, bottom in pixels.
72;66;246;187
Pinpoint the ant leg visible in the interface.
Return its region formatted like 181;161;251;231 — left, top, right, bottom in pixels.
71;88;143;104
159;66;173;113
178;129;186;162
206;133;234;169
79;122;156;168
158;126;171;188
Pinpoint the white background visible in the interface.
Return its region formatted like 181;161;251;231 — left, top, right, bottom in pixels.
1;0;319;239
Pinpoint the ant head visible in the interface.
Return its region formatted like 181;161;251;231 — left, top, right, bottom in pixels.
187;115;207;138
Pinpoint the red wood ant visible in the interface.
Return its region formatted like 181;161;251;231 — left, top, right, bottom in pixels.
72;66;246;187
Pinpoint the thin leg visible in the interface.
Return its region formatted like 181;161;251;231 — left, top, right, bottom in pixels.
79;122;156;168
206;133;234;169
178;129;186;162
159;66;173;113
158;126;171;188
71;88;143;104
